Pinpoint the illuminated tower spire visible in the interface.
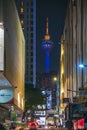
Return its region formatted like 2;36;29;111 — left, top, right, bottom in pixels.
44;17;50;41
42;17;53;73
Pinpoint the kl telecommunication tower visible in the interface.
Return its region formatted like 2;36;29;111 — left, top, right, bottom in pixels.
42;18;53;73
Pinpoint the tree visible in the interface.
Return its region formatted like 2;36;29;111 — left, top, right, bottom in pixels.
25;83;45;115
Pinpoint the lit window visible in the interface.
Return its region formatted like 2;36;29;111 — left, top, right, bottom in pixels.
20;20;24;25
20;8;24;13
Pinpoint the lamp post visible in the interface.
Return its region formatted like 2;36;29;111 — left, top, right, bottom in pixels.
52;76;60;113
79;63;87;88
79;64;87;68
78;63;87;102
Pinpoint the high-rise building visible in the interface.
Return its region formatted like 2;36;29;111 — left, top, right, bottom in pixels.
16;0;36;87
60;0;87;114
39;71;58;110
0;0;25;120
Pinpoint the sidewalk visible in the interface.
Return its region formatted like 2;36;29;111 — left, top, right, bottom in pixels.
57;128;68;130
15;126;23;130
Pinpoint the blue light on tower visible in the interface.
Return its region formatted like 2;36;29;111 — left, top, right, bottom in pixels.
42;18;53;73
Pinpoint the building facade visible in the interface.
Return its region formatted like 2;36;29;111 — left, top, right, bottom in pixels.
0;0;25;117
16;0;36;87
60;0;87;112
40;72;59;111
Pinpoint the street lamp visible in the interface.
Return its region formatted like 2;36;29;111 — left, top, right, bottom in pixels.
79;64;86;88
53;77;57;81
53;76;60;113
79;64;87;68
79;63;87;88
78;63;87;102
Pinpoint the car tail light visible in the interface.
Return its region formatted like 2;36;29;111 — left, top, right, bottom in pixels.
28;122;38;127
34;122;38;126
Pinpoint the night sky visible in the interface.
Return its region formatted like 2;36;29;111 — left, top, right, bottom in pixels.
36;0;68;73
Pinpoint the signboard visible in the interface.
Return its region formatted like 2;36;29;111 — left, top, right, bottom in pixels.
78;119;84;129
34;110;46;116
46;90;52;109
73;119;84;130
0;88;14;103
73;121;78;130
36;117;46;125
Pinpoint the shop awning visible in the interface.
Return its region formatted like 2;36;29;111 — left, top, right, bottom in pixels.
0;73;13;89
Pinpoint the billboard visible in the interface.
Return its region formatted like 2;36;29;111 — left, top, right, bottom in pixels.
73;121;78;130
46;90;52;109
78;119;84;129
0;24;4;71
73;119;84;130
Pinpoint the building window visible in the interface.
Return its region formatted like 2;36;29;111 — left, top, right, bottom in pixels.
31;1;33;6
30;20;33;25
27;20;29;25
26;39;29;43
30;8;33;12
30;77;33;81
31;33;33;37
30;58;33;62
30;52;33;56
31;64;33;68
30;45;33;50
27;15;29;19
27;33;28;37
20;1;24;6
30;71;33;75
20;7;24;13
31;39;33;43
27;2;29;6
20;20;24;25
30;14;33;19
22;27;24;30
27;27;29;31
27;8;29;12
30;27;33;31
20;14;24;19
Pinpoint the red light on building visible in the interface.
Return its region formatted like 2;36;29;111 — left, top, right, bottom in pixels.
78;118;84;129
73;121;78;130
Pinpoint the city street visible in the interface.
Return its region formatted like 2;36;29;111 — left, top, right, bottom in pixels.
16;128;68;130
1;0;87;130
15;127;68;130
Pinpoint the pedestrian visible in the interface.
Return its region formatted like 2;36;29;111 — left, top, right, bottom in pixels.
0;123;6;130
66;120;73;130
58;119;61;128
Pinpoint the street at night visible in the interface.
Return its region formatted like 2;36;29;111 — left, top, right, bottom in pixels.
0;0;87;130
